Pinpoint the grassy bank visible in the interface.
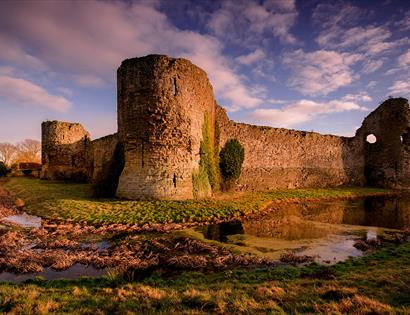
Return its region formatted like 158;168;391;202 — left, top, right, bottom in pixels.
0;242;409;314
2;177;392;226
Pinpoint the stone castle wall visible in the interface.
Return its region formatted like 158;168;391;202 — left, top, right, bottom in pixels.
216;106;365;190
116;55;215;199
91;133;119;182
356;98;410;189
41;121;92;180
41;121;119;182
40;54;410;199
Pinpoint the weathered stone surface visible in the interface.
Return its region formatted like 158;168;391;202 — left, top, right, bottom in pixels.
41;121;91;180
216;106;365;190
116;55;215;199
356;98;410;188
91;133;119;182
40;54;410;199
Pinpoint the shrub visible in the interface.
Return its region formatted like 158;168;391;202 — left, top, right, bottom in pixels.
92;141;125;198
219;139;245;182
0;162;7;177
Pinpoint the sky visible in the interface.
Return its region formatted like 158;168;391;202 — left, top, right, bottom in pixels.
0;0;409;143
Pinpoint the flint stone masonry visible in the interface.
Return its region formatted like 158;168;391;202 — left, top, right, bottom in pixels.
40;54;410;199
216;106;365;190
116;55;215;199
41;121;92;180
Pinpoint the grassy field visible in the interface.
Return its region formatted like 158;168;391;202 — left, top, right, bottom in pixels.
2;177;392;226
0;242;409;314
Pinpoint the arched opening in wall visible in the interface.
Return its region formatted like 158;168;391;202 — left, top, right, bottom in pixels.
366;134;377;144
173;78;177;96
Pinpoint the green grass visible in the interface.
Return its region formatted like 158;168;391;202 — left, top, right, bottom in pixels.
2;177;392;226
0;242;409;314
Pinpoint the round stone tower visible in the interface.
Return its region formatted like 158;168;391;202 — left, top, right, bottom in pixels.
116;55;216;199
41;121;91;179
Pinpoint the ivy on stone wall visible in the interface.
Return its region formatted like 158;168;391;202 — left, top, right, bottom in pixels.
219;139;245;186
192;112;220;197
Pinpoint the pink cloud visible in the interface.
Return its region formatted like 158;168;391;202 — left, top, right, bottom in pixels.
0;0;264;111
283;49;362;96
0;74;71;112
250;99;368;128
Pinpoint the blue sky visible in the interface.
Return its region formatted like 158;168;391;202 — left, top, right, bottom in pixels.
0;0;409;143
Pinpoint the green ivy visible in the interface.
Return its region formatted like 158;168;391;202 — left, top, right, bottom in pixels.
192;112;220;197
219;139;245;181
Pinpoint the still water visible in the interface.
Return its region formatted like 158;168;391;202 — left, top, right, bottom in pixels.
201;194;410;264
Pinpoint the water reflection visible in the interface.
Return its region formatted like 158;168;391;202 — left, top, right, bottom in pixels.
0;264;106;283
201;193;410;264
2;213;42;228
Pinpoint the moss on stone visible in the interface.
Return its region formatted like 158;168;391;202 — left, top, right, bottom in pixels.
192;112;220;197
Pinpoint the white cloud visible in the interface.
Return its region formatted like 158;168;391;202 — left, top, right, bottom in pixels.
367;81;377;88
314;4;408;58
362;59;384;74
283;49;362;96
398;49;410;67
0;74;71;112
236;49;266;65
73;74;108;88
342;93;372;102
208;0;298;44
0;0;264;111
250;99;368;128
57;87;73;96
388;80;410;95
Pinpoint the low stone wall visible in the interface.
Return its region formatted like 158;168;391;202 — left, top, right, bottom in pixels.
91;133;119;182
216;106;365;190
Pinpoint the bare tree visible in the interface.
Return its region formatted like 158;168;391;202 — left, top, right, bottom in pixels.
0;142;18;166
16;139;41;163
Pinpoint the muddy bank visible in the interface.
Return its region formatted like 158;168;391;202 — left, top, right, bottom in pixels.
0;186;19;218
0;226;277;278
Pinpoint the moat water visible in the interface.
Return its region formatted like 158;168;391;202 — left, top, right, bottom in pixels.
1;194;410;282
200;194;410;264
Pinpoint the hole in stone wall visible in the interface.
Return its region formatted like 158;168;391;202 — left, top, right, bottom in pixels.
173;173;177;188
173;78;177;96
366;134;377;144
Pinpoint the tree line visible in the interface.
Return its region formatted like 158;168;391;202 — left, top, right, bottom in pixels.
0;139;41;167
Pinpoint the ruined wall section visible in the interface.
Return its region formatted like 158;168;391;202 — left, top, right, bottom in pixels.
216;106;365;190
356;98;410;188
41;121;92;180
91;133;119;182
116;55;215;199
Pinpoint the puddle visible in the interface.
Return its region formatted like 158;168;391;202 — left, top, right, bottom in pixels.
201;194;410;264
81;241;111;251
0;264;107;283
2;212;41;228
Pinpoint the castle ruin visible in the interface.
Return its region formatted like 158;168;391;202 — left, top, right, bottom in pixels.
41;54;410;199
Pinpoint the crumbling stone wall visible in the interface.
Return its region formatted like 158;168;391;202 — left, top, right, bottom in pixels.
356;98;410;188
41;121;91;180
91;133;119;182
216;106;365;190
116;55;215;199
41;54;410;199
